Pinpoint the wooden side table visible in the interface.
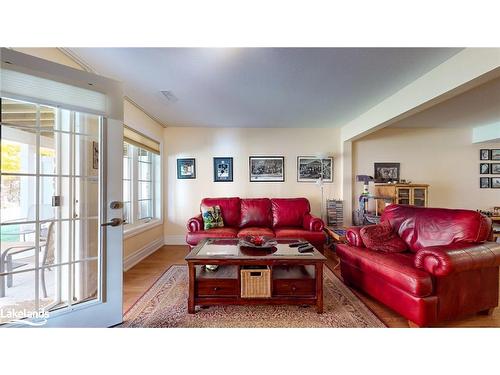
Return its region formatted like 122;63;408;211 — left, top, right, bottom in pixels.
324;227;347;250
491;216;500;242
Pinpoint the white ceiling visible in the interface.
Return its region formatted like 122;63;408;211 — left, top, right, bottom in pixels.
70;48;462;128
390;77;500;129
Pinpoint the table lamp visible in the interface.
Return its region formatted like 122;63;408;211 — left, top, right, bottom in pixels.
356;175;373;195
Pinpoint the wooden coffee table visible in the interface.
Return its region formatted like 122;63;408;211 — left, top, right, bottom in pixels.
185;238;327;314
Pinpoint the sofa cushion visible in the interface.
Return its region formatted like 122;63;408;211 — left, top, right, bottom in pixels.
336;244;433;298
382;204;492;252
201;197;240;228
237;227;275;238
360;221;408;253
186;227;238;246
201;205;224;230
240;198;272;228
274;227;326;244
271;198;310;228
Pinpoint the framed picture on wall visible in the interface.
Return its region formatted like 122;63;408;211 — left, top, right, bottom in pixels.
491;163;500;174
492;150;500;161
92;141;99;169
374;162;400;183
297;156;333;182
491;177;500;188
480;149;491;160
177;158;196;179
213;157;233;182
480;177;491;189
480;163;490;174
249;156;285;182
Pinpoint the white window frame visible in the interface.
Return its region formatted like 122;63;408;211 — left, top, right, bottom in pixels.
122;135;162;239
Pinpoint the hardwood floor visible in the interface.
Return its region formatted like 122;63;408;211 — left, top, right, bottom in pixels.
123;245;500;327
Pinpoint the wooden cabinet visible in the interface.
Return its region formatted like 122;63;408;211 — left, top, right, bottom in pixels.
374;183;429;214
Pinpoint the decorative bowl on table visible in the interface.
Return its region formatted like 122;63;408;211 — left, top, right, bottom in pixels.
239;235;278;249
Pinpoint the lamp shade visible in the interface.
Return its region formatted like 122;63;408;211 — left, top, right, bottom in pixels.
356;175;373;183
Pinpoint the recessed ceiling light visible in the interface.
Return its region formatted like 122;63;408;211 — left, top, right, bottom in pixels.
161;90;178;103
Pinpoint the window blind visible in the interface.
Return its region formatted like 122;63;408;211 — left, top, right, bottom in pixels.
123;126;160;155
1;68;107;115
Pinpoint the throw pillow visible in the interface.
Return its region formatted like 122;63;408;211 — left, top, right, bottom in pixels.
360;221;408;253
202;205;224;230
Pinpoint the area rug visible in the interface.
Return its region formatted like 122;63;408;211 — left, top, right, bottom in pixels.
121;265;385;328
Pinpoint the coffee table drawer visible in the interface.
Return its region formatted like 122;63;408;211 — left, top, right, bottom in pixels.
197;280;238;297
273;279;315;296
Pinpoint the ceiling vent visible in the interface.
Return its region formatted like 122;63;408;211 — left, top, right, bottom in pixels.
160;90;178;103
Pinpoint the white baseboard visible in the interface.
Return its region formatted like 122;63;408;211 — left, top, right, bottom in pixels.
123;237;164;271
164;235;187;245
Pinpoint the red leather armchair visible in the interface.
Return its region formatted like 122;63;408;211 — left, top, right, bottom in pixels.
337;204;500;327
186;197;326;250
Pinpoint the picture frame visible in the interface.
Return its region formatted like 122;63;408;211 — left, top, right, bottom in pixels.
491;163;500;174
297;156;333;182
480;177;491;189
374;162;400;183
213;157;233;182
177;158;196;179
491;177;500;189
480;149;491;160
480;163;490;174
249;156;285;182
492;149;500;161
92;141;99;169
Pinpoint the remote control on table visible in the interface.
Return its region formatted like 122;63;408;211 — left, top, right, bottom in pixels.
298;245;314;253
289;241;308;248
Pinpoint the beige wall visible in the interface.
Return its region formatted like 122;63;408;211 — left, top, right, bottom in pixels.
164;127;342;241
12;48;165;265
353;130;500;211
352;78;500;211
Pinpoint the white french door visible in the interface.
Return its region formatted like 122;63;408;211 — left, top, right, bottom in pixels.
0;97;123;327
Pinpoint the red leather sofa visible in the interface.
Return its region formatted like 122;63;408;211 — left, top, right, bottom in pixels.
186;197;326;250
337;204;500;327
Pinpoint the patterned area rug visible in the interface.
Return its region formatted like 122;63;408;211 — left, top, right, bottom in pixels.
122;265;385;328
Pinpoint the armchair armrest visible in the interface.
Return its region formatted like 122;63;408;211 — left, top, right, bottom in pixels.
302;213;324;232
345;226;367;247
415;242;500;277
187;214;203;232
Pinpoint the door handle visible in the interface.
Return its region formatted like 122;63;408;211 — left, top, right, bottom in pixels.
101;218;123;227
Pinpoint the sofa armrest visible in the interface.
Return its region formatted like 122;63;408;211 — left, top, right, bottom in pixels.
302;213;324;232
414;242;500;277
187;214;203;232
345;226;367;247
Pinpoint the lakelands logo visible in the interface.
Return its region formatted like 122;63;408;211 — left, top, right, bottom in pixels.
1;308;49;326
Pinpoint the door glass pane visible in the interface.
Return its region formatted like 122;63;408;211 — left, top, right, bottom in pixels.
39;264;69;312
1;175;36;223
0;270;36;325
1;97;102;325
73;260;98;304
1;125;37;175
39;176;57;221
1;98;38;127
39;105;56;130
75;112;99;136
74;133;99;177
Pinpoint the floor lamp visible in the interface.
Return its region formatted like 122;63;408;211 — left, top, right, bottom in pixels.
315;157;330;222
